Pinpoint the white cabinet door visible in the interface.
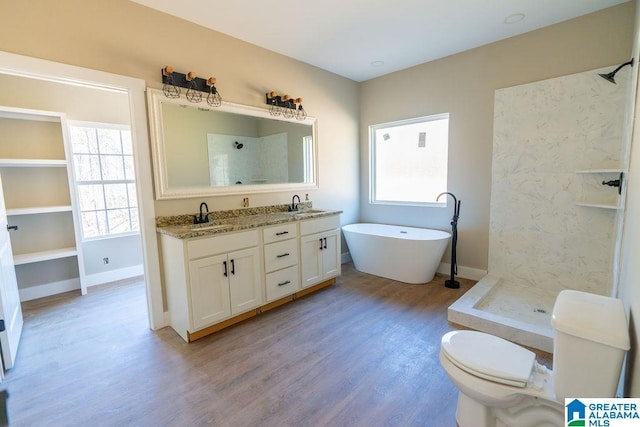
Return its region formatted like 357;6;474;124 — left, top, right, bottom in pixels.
0;175;22;372
229;247;262;315
301;233;323;288
301;229;341;289
321;231;340;279
189;254;231;330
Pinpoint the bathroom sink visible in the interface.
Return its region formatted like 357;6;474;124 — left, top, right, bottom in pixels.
290;209;325;217
188;224;232;231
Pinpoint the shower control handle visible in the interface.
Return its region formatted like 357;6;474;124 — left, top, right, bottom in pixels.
6;225;18;231
601;172;624;195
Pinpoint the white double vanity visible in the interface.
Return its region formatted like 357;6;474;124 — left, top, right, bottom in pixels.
157;208;341;342
147;87;336;342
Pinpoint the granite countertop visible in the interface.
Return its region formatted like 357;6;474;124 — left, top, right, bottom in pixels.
157;207;342;240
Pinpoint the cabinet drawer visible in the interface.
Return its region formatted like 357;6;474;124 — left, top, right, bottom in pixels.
300;215;340;236
187;230;259;260
263;223;298;244
265;265;300;302
264;239;298;273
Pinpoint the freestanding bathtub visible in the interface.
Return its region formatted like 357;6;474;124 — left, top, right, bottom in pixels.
342;223;451;284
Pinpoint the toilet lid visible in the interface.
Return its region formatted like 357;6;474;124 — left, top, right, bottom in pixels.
441;330;535;388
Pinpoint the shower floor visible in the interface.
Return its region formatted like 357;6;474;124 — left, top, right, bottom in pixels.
448;275;557;353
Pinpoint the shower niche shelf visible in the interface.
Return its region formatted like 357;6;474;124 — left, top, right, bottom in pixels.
574;169;625;210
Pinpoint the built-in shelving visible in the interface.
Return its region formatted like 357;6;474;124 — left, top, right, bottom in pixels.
575;169;625;174
0;105;86;299
0;159;67;168
574;169;624;210
575;202;620;210
7;205;72;216
13;247;78;266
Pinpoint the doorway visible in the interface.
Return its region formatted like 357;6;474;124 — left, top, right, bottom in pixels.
0;51;164;370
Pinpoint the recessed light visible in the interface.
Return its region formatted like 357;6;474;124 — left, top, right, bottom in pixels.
504;13;525;24
370;60;385;68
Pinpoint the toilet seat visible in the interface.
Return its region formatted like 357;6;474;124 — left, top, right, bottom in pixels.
441;331;536;387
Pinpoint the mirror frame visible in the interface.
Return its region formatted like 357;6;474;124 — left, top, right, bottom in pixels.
147;88;318;200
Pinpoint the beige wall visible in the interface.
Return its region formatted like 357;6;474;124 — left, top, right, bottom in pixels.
360;3;635;271
0;0;360;227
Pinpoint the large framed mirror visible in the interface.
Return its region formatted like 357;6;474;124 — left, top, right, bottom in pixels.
147;88;318;199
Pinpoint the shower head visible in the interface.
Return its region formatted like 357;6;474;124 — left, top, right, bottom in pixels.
598;59;633;84
234;141;244;149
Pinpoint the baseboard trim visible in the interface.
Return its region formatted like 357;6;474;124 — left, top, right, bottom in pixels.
437;263;486;281
341;251;485;282
19;278;81;302
85;265;144;288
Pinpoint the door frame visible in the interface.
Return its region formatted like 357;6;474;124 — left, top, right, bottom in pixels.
0;50;165;329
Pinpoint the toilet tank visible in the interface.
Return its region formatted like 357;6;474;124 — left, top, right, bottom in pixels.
552;290;630;399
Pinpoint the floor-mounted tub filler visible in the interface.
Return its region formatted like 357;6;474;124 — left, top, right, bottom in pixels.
342;223;450;284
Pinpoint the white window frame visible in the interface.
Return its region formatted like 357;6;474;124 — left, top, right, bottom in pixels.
369;113;449;207
303;135;314;183
68;120;140;241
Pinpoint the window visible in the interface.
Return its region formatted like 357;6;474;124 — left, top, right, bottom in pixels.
68;122;139;239
303;135;314;183
370;114;449;206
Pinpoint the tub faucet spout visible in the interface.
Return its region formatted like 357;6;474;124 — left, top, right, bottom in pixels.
290;195;301;212
194;202;210;224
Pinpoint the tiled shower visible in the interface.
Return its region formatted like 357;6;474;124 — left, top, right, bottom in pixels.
449;65;632;351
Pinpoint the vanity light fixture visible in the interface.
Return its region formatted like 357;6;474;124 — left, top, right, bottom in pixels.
206;77;222;107
185;71;202;103
161;66;223;106
162;66;180;98
266;92;307;120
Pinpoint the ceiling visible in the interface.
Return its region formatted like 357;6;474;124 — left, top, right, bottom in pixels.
131;0;629;82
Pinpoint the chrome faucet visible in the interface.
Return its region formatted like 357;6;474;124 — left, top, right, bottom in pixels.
194;202;210;224
290;195;301;212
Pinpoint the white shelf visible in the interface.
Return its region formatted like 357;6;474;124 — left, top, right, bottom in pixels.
0;109;61;122
575;169;625;174
0;158;67;168
13;247;78;266
7;205;73;216
575;202;620;210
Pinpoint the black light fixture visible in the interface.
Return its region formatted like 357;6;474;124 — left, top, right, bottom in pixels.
265;91;307;120
161;66;222;105
598;59;634;84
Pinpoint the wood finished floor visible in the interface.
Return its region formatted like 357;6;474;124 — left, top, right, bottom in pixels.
3;264;548;427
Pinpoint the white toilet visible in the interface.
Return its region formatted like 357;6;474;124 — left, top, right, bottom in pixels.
440;289;630;427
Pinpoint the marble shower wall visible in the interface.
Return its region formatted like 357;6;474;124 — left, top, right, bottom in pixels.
489;67;629;296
